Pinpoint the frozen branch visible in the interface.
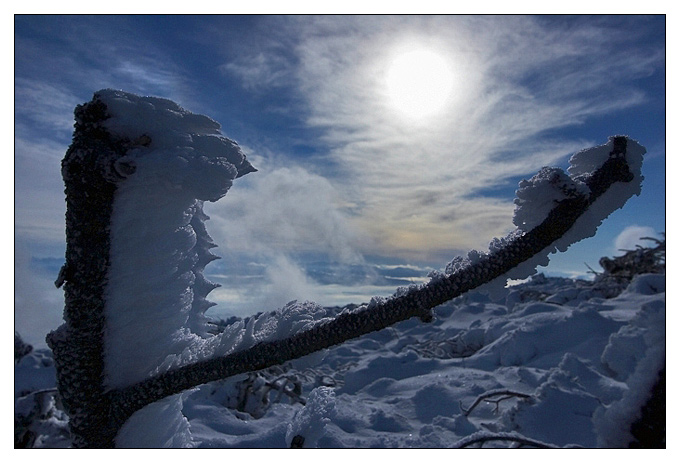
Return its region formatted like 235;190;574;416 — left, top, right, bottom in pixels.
108;138;638;430
47;90;645;447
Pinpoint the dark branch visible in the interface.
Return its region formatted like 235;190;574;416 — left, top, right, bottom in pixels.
453;432;559;449
459;389;532;417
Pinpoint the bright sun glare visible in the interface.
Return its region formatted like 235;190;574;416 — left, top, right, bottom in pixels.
385;48;455;120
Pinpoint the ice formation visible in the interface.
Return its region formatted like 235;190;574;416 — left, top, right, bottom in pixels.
150;300;334;377
285;386;337;448
513;167;590;232
98;89;256;389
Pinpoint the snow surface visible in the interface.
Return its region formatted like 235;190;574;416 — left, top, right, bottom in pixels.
16;272;664;448
146;273;667;448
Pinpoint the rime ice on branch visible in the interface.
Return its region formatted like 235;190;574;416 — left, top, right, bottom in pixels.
100;90;256;389
47;89;256;447
48;89;645;448
438;135;645;300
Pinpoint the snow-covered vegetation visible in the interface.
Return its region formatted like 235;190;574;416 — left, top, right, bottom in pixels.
15;238;665;447
20;90;663;448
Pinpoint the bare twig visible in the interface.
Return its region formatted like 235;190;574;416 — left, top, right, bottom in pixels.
459;389;532;417
453;431;559;449
584;261;600;276
19;388;59;398
265;376;306;406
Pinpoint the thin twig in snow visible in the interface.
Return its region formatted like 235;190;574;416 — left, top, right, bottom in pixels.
459;389;532;417
453;431;559;449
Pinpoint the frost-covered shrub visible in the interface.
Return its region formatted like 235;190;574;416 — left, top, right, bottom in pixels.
210;358;345;420
229;366;307;418
15;389;71;448
285;387;336;448
596;236;665;283
407;328;486;359
585;236;665;299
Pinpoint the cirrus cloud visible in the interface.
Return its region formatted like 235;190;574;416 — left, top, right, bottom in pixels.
219;15;663;259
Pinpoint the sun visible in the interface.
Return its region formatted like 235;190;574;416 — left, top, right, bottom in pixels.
385;48;455;120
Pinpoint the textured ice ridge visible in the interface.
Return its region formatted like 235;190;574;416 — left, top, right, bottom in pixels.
99;89;257;389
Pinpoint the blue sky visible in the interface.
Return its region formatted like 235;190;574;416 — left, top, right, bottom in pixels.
14;14;665;346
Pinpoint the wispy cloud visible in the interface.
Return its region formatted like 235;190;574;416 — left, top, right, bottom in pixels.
14;79;80;135
220;52;293;91
220;16;663;261
109;60;189;97
15;16;199;112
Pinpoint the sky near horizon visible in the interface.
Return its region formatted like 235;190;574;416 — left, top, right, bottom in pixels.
14;14;666;347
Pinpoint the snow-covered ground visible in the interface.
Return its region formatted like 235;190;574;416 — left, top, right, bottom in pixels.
15;270;665;448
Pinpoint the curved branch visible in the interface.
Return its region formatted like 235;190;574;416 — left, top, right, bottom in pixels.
108;139;636;430
453;432;559;449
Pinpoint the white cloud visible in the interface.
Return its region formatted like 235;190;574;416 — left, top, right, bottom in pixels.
205;254;323;317
201;163;371;314
14;246;65;348
259;255;323;312
205;163;367;264
613;225;660;255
